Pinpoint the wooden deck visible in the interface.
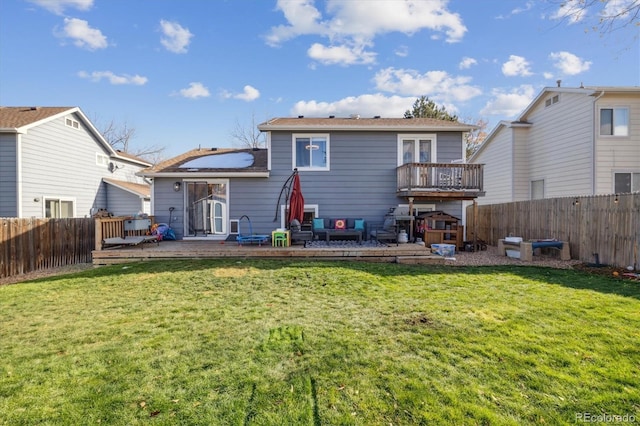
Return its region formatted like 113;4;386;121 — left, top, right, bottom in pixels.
92;240;446;265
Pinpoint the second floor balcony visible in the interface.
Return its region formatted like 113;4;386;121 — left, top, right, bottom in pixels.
397;163;485;200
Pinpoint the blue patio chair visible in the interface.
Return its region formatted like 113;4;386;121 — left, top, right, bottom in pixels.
236;215;269;246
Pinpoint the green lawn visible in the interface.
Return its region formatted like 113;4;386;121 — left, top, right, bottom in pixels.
1;260;639;425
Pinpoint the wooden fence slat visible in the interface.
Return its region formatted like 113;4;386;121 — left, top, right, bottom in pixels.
467;193;639;268
0;217;95;279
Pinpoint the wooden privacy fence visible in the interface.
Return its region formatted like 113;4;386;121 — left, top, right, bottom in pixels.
0;217;95;279
466;193;640;268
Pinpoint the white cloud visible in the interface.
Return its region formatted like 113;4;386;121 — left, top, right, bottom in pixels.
307;42;376;65
27;0;93;15
549;0;586;23
220;85;260;102
480;85;536;117
501;55;533;77
373;67;482;103
394;45;409;57
266;0;467;65
77;71;147;85
57;17;107;50
549;51;591;75
459;56;477;70
176;82;210;99
160;20;193;54
291;93;416;117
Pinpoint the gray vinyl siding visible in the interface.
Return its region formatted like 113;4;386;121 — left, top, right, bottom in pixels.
473;126;513;206
154;130;465;238
106;186;146;217
0;134;18;217
524;92;593;197
512;127;531;201
20;112;111;217
594;93;640;194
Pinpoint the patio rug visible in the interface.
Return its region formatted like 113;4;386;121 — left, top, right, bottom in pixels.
305;239;387;248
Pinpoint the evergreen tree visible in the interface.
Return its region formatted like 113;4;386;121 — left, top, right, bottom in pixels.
404;96;458;121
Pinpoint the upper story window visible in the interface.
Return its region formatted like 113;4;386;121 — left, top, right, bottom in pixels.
544;94;560;107
600;107;629;136
293;134;329;171
96;153;110;166
398;135;437;165
65;117;79;129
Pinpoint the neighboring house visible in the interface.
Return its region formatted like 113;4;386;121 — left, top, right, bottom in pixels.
139;116;484;240
470;86;640;205
0;106;151;218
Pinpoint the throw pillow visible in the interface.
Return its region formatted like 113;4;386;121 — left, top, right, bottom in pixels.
354;219;365;230
334;219;346;230
313;218;325;229
290;219;301;232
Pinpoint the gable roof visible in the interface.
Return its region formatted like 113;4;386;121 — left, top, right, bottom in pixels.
517;86;640;122
0;106;117;156
103;178;151;198
139;147;269;178
258;116;477;132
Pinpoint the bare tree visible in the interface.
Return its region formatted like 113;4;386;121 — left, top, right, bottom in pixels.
95;117;166;163
463;118;488;160
546;0;640;34
230;112;266;149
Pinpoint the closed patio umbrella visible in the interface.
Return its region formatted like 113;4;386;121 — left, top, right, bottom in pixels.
287;171;305;225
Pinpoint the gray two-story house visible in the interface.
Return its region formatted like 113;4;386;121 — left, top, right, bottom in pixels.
0;106;151;218
140;116;484;241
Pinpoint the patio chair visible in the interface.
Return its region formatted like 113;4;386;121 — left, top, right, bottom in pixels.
289;219;313;247
369;216;399;245
236;215;269;246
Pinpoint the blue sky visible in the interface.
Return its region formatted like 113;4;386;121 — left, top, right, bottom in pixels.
1;0;639;158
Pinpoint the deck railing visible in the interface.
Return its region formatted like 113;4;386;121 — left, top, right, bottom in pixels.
94;216;154;250
397;162;484;192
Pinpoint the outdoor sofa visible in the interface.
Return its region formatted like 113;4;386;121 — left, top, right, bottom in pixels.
312;218;367;242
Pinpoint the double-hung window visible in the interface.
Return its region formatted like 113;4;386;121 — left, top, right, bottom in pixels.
600;107;629;136
293;134;329;171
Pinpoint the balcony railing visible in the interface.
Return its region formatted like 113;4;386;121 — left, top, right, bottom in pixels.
396;163;484;199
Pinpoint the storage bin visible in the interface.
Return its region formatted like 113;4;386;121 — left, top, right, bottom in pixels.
431;244;455;256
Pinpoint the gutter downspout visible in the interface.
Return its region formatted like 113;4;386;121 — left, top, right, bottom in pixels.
592;90;605;195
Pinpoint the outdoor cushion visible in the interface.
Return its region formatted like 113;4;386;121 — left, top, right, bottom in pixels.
334;219;346;229
383;217;395;231
313;218;325;229
354;219;365;230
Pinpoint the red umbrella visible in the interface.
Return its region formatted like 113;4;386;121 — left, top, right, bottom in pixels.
287;172;305;225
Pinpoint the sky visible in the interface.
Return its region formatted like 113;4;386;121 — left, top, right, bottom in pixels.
1;0;639;159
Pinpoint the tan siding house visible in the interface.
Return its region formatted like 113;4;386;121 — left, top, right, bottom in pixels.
470;86;640;205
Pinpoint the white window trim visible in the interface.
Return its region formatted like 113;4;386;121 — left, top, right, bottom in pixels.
397;134;438;166
42;196;77;218
599;106;630;137
530;179;545;200
292;134;330;171
613;170;640;193
65;117;80;129
279;204;319;229
96;153;110;167
181;179;230;240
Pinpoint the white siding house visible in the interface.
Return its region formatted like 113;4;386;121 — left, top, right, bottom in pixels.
0;106;151;218
470;86;640;204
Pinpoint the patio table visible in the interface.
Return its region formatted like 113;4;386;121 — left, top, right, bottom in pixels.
325;229;362;243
